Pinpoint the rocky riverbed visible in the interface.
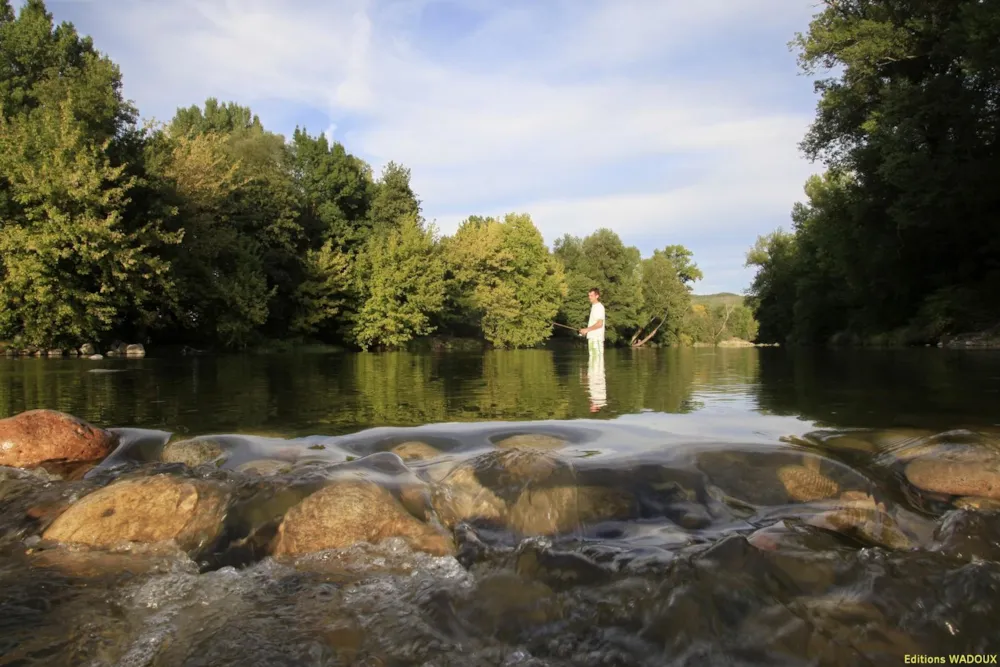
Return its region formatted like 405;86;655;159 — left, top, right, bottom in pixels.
2;409;1000;666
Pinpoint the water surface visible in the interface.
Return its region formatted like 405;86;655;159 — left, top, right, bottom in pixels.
1;347;999;666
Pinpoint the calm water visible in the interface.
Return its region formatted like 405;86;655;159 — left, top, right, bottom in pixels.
2;347;998;435
2;347;1000;666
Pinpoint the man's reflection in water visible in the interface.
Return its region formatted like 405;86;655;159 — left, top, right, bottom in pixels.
587;346;607;412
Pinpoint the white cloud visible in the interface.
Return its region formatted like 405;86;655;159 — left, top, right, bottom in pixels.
45;0;822;291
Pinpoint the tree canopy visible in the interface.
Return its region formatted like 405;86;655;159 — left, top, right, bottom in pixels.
746;0;1000;345
0;0;756;352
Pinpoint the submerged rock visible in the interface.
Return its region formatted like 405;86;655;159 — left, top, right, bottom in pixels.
777;464;840;502
806;495;913;550
507;485;635;536
161;437;227;468
905;459;1000;499
235;459;293;476
42;474;230;553
954;496;1000;512
493;433;567;451
390;441;442;461
273;481;455;557
0;409;118;468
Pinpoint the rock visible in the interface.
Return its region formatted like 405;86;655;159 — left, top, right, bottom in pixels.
161;437;226;468
806;496;913;549
42;474;229;553
821;435;878;453
390;441;442;461
46;349;64;357
777;464;840;502
87;354;103;360
0;409;118;468
493;433;567;451
125;343;145;358
79;343;96;356
3;349;14;357
429;465;507;528
235;459;292;476
273;481;455;557
954;496;1000;512
508;485;634;535
67;349;78;357
904;459;1000;499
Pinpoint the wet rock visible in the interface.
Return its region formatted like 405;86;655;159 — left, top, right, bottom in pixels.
429;465;506;528
390;440;442;461
905;459;1000;499
42;474;230;553
777;464;839;502
28;543;197;578
932;510;1000;561
273;481;455;557
515;541;612;589
806;496;913;550
493;433;567;451
0;409;118;468
161;437;227;468
79;343;96;356
46;348;64;357
954;496;1000;512
87;354;103;360
822;435;878;453
125;343;145;358
740;593;921;662
507;485;635;536
235;459;292;476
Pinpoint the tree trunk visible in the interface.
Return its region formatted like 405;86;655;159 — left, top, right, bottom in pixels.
633;317;665;347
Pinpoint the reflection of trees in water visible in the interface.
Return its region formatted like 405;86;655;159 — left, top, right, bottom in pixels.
752;349;1000;430
1;348;772;434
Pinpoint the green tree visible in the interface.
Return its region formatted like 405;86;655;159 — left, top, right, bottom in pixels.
553;229;644;344
631;249;692;347
0;98;179;347
367;161;420;233
351;215;445;350
445;213;567;348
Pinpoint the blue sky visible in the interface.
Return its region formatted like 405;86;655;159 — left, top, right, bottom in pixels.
32;0;823;294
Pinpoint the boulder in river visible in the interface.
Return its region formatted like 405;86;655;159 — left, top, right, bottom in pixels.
273;481;455;557
493;433;568;451
390;441;442;461
0;409;118;468
904;458;1000;499
507;484;635;536
161;437;227;468
42;474;230;554
125;343;145;358
79;343;96;356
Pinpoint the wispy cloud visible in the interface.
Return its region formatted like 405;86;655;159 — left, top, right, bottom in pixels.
43;0;823;293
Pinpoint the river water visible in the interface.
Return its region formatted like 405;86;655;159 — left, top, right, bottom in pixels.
1;347;999;666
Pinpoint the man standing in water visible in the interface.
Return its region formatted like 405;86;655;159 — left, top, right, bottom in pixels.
578;287;606;355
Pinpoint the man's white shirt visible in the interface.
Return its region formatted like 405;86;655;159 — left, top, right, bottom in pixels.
587;302;606;341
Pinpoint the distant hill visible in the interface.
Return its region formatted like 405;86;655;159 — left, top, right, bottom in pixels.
690;292;745;308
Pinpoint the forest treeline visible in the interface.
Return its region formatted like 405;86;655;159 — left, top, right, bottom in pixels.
746;0;1000;346
0;0;756;352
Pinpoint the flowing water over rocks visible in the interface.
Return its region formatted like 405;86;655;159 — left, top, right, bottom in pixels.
2;348;1000;665
3;416;1000;666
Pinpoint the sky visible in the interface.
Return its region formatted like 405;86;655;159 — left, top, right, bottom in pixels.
30;0;824;294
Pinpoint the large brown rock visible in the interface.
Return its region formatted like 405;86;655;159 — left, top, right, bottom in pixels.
0;409;118;468
42;474;229;553
508;485;635;536
905;459;1000;499
273;481;455;557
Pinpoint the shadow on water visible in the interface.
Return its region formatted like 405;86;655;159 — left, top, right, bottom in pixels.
2;347;1000;665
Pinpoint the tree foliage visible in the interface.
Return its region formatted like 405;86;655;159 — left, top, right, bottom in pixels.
0;0;755;351
747;0;1000;344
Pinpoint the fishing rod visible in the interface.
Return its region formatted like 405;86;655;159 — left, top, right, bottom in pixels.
551;321;584;336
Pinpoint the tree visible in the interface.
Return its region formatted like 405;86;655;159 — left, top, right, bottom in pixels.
0;99;179;347
368;161;420;233
445;213;567;348
631;250;691;347
351;215;445;350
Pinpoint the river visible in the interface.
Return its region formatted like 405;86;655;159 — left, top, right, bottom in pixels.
1;347;999;666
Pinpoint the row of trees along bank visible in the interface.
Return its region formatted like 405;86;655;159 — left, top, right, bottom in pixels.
745;0;1000;347
0;0;758;352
